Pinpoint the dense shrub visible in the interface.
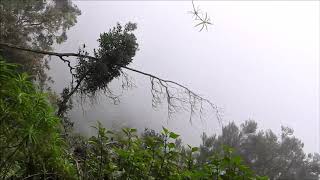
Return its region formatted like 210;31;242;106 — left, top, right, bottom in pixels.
0;59;267;179
73;124;267;180
0;58;76;179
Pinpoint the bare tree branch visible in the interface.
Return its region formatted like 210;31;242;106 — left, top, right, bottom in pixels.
0;42;222;123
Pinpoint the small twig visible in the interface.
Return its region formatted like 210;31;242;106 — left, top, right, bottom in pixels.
190;0;213;31
22;173;60;180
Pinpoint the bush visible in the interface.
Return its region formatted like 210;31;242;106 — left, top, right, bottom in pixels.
0;59;76;179
0;59;267;179
75;124;268;179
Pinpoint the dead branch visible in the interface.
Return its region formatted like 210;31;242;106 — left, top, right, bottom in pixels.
0;42;221;123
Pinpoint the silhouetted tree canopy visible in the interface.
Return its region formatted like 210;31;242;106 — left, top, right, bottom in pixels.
198;120;320;179
0;0;80;88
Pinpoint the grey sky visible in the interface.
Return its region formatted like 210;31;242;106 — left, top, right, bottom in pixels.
49;1;319;153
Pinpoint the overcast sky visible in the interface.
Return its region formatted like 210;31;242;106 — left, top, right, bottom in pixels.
49;1;319;153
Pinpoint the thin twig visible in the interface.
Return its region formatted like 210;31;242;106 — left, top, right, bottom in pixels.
190;0;212;31
22;173;60;180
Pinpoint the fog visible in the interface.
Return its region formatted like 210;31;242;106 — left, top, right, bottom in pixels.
48;1;319;153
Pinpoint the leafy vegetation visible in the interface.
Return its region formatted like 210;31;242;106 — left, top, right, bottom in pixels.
0;58;75;179
0;0;80;89
75;124;267;179
2;57;319;179
0;59;266;179
0;0;219;129
1;1;319;180
198;121;320;179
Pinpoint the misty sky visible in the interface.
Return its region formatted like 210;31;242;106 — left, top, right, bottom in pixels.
48;1;319;153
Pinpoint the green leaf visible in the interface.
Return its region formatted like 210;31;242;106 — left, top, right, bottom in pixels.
232;156;242;165
107;130;114;134
168;143;175;149
122;128;130;135
162;127;169;135
17;93;26;103
130;128;137;133
191;147;199;152
169;132;180;139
